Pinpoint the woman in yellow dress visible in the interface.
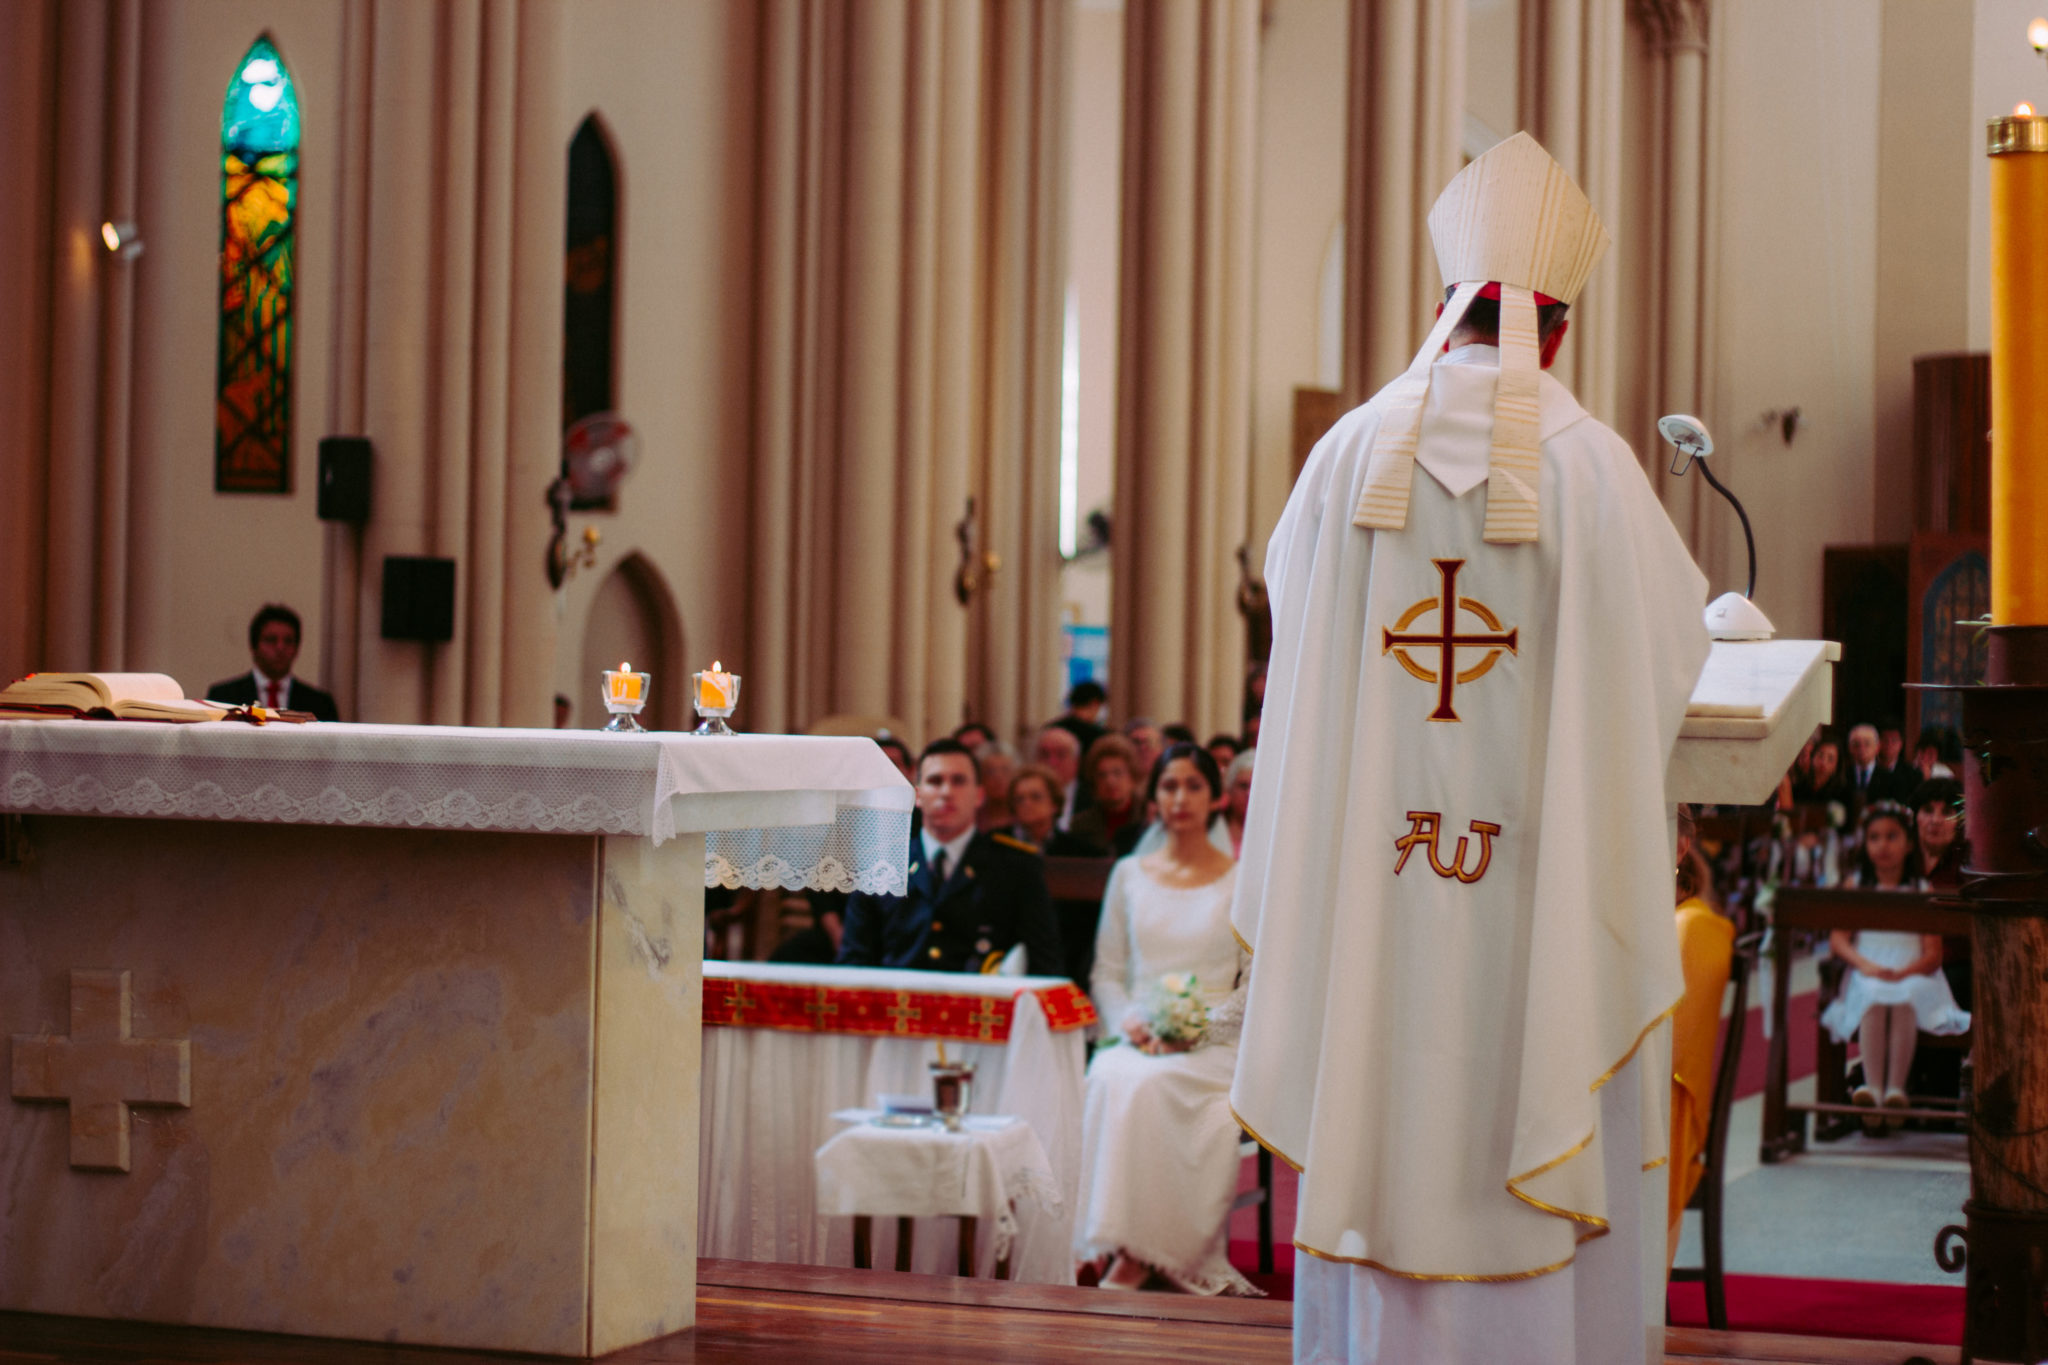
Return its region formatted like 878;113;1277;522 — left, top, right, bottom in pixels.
1668;806;1735;1270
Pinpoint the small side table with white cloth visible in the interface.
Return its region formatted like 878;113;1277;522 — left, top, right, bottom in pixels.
699;961;1096;1283
816;1111;1061;1278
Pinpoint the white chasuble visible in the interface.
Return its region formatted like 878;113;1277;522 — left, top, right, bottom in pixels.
1232;346;1709;1361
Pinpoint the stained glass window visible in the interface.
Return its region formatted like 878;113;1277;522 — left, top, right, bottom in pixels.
216;35;299;493
563;116;619;510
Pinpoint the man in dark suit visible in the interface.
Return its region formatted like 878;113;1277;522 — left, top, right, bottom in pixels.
838;738;1062;976
206;604;340;721
1845;721;1916;807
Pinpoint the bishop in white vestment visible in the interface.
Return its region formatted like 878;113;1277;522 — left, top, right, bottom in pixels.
1231;133;1711;1364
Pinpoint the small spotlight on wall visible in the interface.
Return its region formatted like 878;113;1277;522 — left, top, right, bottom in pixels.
100;220;143;260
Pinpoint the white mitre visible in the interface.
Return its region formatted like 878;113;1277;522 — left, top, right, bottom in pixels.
1353;131;1611;544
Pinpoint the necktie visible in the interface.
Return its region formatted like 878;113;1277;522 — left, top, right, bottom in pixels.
932;848;948;887
265;680;283;710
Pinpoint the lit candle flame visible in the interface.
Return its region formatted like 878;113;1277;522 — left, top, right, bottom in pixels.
2022;102;2037;118
2031;16;2048;50
619;662;631;673
711;660;723;672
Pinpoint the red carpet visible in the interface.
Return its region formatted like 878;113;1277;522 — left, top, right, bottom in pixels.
1667;1273;1962;1345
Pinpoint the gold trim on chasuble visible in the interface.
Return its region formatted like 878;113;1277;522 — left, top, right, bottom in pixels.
1231;925;1254;957
1229;1103;1302;1173
1286;997;1683;1281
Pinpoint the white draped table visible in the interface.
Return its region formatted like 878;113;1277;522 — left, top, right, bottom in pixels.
698;961;1094;1285
0;721;908;1357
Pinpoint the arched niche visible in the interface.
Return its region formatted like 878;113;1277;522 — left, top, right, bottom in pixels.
575;553;684;731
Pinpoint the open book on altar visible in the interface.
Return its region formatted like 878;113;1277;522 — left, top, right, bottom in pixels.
0;672;231;723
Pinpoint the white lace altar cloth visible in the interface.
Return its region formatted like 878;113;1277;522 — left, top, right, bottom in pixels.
0;720;911;895
815;1112;1062;1267
699;969;1087;1284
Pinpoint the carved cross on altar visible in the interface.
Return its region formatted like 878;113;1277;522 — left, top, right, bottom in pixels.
11;969;191;1172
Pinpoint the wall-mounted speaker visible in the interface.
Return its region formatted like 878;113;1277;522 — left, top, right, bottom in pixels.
317;437;373;523
380;556;456;642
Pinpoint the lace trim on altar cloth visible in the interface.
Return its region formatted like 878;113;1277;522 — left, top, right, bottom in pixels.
3;771;643;834
6;769;911;897
703;805;910;896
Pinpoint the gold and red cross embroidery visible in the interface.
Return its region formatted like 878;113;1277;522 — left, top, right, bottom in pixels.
1382;558;1517;722
1393;811;1502;884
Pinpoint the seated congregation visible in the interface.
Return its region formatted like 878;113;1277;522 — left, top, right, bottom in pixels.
704;685;1975;1304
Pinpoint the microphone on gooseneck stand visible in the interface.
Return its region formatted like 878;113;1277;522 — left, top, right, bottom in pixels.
1657;413;1775;642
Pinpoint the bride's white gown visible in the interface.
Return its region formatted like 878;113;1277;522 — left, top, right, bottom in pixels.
1074;859;1256;1295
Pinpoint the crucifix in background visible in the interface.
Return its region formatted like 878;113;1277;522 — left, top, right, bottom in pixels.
954;496;999;606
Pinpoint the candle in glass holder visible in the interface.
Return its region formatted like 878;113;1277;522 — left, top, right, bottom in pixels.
599;662;651;732
698;661;734;710
690;661;741;735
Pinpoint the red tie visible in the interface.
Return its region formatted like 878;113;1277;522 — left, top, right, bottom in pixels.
265;681;283;710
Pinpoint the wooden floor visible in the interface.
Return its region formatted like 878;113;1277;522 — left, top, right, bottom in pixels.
0;1260;1961;1364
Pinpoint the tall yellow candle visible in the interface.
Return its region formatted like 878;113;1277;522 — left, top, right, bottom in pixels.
1988;113;2048;625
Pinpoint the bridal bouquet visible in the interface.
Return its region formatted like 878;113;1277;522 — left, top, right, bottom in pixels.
1133;972;1208;1049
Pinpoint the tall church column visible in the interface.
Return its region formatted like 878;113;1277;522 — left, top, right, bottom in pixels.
1341;0;1465;407
1636;0;1710;551
0;0;145;681
0;0;59;685
1518;0;1623;423
1110;0;1257;737
347;0;561;726
745;0;1069;744
489;0;563;730
972;0;1069;742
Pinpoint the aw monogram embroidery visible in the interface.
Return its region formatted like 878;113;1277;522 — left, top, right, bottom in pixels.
1392;811;1502;884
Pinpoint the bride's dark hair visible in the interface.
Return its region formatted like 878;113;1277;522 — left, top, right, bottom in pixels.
1146;741;1224;805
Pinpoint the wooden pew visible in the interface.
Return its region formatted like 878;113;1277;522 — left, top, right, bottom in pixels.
1760;887;1973;1163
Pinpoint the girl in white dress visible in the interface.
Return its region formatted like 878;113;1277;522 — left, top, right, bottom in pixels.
1075;743;1257;1295
1820;801;1970;1132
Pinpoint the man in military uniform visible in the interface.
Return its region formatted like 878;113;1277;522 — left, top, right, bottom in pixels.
838;738;1063;975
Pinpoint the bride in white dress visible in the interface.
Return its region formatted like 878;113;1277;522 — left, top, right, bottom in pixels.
1074;743;1257;1295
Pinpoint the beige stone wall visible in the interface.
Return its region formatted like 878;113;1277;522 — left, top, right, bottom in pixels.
1874;0;1973;547
7;0;2029;718
1249;0;1346;571
1697;0;1882;640
547;0;758;717
129;3;346;696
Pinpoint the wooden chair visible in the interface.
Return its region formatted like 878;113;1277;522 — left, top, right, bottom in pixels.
1232;1136;1276;1274
1669;929;1763;1331
1759;888;1973;1164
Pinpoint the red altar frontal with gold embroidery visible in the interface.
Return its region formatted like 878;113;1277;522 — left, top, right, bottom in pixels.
703;969;1095;1042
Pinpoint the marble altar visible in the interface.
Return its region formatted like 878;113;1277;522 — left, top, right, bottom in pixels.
0;723;908;1357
